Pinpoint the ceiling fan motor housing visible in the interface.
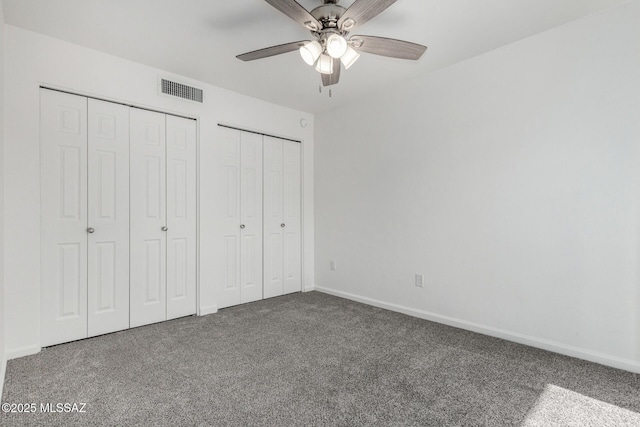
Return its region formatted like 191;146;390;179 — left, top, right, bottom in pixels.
311;4;346;30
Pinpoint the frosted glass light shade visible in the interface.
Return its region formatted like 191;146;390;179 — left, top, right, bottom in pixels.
340;46;360;69
299;41;322;66
326;34;348;59
315;54;334;74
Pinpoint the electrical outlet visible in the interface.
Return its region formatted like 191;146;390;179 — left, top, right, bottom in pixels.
330;260;337;271
415;274;424;288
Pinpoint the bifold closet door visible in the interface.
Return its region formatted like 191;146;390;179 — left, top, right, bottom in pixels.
263;137;301;299
216;127;263;309
282;141;302;294
42;91;197;343
166;115;197;320
263;137;284;299
240;131;263;304
130;109;167;328
130;110;197;326
41;90;89;347
41;90;131;346
87;99;130;337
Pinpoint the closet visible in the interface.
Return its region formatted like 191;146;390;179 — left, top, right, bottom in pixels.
40;89;197;347
215;127;301;309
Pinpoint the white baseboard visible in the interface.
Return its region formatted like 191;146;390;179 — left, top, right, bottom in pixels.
315;286;640;374
199;305;218;316
302;285;315;292
6;345;41;361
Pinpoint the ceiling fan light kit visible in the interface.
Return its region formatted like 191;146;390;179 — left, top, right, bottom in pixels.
237;0;428;88
300;40;323;65
315;54;334;74
326;33;348;58
340;46;360;69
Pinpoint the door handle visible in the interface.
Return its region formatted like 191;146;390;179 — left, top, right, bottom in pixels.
240;224;246;229
281;223;285;228
87;227;95;234
162;226;168;231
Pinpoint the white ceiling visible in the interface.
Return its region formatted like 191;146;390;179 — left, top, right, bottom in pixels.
3;0;628;113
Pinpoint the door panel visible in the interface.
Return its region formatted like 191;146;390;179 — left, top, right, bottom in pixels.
58;243;82;318
87;99;130;337
144;239;163;302
95;242;116;309
240;132;263;304
283;142;302;294
215;127;242;308
263;137;284;299
224;236;239;289
41;89;88;346
130;109;167;327
166;115;197;319
169;238;188;297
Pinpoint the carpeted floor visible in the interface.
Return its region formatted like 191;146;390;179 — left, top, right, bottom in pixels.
2;291;639;426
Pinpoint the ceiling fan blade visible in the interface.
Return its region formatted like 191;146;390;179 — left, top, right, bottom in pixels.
321;58;341;87
236;41;309;62
263;0;322;31
350;35;427;60
338;0;398;30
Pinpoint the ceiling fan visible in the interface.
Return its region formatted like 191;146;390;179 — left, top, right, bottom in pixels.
236;0;427;87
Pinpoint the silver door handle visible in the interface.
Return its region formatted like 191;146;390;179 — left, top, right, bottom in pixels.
87;227;95;234
281;223;285;228
162;226;168;231
240;224;246;229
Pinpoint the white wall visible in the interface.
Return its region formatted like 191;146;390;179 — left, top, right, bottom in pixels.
0;0;6;395
315;1;640;372
3;25;314;358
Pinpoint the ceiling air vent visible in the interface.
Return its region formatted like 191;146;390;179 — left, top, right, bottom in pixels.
160;78;203;103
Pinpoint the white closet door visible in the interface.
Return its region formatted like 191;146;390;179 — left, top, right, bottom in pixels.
240;132;263;304
215;127;242;308
263;136;284;299
87;99;130;337
282;141;302;294
40;89;89;347
130;108;167;327
166;115;197;319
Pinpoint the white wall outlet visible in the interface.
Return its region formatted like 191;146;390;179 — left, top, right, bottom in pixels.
330;260;337;271
415;274;424;288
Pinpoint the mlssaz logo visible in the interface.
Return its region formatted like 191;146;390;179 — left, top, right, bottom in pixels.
40;403;87;413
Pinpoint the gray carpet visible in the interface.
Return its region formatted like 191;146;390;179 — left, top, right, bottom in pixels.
2;291;639;426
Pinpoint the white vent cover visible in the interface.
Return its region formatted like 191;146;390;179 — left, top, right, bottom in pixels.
160;78;203;103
